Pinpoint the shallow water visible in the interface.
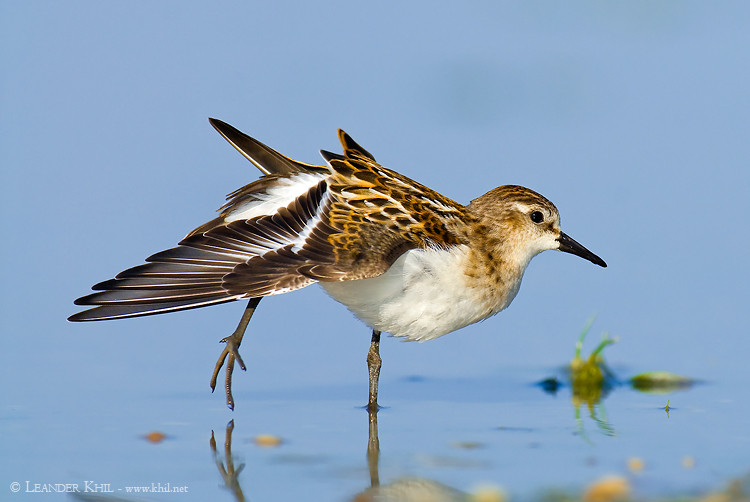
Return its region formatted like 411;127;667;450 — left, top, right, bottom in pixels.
3;356;748;501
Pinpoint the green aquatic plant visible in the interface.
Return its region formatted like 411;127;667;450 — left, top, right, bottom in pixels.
569;316;618;402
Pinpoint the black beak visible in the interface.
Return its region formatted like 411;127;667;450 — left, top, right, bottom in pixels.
557;232;607;267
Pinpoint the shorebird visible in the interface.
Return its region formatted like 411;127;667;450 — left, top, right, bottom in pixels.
69;119;606;410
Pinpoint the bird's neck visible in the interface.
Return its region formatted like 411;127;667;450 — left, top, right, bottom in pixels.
461;221;530;317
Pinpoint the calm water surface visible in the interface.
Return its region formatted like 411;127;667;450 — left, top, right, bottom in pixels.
3;359;747;501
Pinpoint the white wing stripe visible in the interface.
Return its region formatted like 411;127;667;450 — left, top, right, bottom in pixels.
291;190;330;253
224;172;327;222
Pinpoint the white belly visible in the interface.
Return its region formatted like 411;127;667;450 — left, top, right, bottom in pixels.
320;246;514;341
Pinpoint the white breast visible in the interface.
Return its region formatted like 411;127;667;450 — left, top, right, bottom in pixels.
321;245;509;341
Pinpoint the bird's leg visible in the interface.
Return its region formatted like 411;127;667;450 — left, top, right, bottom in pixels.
210;297;262;410
366;330;382;412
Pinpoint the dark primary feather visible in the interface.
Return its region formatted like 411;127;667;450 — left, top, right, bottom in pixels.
209;117;327;176
68;299;238;321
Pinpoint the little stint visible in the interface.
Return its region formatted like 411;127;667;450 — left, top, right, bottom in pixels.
70;119;607;410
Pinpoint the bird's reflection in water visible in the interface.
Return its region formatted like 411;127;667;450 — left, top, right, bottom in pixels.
364;408;476;501
211;420;246;502
355;408;472;502
209;408;485;502
362;408;472;501
367;407;380;488
353;477;468;502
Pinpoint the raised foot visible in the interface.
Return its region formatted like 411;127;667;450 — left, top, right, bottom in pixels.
209;297;261;411
210;331;247;410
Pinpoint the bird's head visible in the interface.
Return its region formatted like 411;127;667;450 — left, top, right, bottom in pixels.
469;185;607;268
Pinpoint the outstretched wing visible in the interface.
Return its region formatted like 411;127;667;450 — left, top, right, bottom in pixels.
69;124;470;322
69;172;334;321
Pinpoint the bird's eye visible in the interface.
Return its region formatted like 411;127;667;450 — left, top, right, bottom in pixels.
530;211;544;223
